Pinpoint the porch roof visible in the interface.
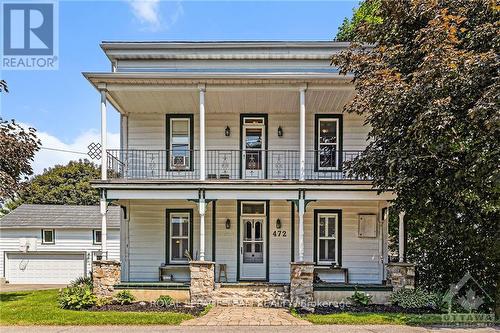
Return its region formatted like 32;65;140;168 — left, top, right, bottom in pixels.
83;72;354;115
83;71;352;85
90;179;395;201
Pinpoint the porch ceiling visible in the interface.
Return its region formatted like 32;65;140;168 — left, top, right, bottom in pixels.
83;73;355;115
107;88;355;114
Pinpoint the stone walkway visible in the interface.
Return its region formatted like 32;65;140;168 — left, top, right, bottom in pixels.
181;306;312;326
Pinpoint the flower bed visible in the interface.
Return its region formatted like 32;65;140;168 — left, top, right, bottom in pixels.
89;302;205;316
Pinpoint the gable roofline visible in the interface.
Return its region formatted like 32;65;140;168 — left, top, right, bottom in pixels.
99;40;362;62
0;204;121;229
101;40;350;49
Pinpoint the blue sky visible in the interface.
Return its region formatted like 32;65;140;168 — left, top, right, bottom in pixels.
0;0;358;173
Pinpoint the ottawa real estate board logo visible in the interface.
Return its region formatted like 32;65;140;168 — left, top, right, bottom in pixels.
1;1;58;70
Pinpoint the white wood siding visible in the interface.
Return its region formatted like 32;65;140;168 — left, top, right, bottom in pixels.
127;111;368;151
127;200;212;282
126;199;384;284
268;200;292;283
294;200;383;284
0;228;120;280
125;110;369;179
214;200;237;282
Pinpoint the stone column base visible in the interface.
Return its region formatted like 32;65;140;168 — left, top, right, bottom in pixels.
190;261;215;304
290;262;315;310
386;262;415;291
92;260;121;297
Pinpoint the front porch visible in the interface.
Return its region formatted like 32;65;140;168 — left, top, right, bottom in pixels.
112;280;395;306
116;198;391;285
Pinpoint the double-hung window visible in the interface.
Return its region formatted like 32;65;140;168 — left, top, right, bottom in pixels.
168;210;191;263
167;115;193;171
316;213;338;265
42;229;55;244
315;115;342;171
93;229;102;245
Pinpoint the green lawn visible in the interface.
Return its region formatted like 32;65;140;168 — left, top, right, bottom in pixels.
291;309;465;326
0;289;194;325
298;312;449;325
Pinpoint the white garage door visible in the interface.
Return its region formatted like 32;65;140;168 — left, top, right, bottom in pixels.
6;252;85;284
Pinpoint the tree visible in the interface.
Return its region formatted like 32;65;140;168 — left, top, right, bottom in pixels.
332;0;499;313
5;160;101;212
335;0;382;42
0;119;41;204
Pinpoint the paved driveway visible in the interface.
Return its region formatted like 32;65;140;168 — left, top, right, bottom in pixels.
0;284;66;292
0;326;498;332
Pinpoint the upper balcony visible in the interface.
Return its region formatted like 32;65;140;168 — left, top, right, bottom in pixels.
85;41;372;186
107;149;368;182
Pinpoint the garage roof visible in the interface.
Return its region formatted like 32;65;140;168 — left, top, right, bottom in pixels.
0;204;121;229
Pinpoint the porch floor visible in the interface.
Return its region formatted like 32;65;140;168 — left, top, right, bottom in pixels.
114;281;190;290
313;283;393;291
115;281;392;291
217;282;288;288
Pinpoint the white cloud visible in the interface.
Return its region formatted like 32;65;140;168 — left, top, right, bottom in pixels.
128;0;161;29
23;125;120;175
127;0;184;31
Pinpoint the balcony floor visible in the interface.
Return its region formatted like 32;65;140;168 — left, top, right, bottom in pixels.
93;178;373;186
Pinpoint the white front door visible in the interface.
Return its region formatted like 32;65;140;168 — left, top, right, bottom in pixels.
242;117;266;179
239;202;267;280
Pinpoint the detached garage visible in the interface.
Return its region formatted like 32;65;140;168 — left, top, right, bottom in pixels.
0;204;120;285
5;252;86;284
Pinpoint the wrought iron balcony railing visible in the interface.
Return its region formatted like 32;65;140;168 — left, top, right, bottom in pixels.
106;149;367;181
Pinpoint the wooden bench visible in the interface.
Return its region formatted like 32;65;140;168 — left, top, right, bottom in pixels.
159;265;189;281
314;265;349;283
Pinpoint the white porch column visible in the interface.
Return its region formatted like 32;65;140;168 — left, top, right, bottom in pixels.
100;191;108;256
299;86;307;181
399;211;405;262
298;197;305;262
199;85;206;181
99;86;107;180
120;114;128;150
199;199;206;261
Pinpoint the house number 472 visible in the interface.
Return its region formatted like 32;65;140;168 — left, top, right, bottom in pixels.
272;230;287;237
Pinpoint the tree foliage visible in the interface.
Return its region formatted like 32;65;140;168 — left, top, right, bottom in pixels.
0;119;41;204
333;0;499;312
6;160;101;212
335;0;382;42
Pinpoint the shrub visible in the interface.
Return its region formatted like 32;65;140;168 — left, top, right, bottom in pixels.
390;288;438;309
115;290;135;305
347;290;372;306
58;285;97;310
69;276;93;289
95;297;112;308
156;295;174;306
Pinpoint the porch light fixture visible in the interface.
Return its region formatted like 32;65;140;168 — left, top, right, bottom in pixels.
276;218;282;229
277;126;283;137
225;126;231;137
225;219;231;229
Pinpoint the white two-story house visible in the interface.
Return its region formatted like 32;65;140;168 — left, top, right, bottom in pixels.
84;41;408;302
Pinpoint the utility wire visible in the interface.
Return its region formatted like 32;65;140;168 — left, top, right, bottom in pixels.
40;146;88;155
